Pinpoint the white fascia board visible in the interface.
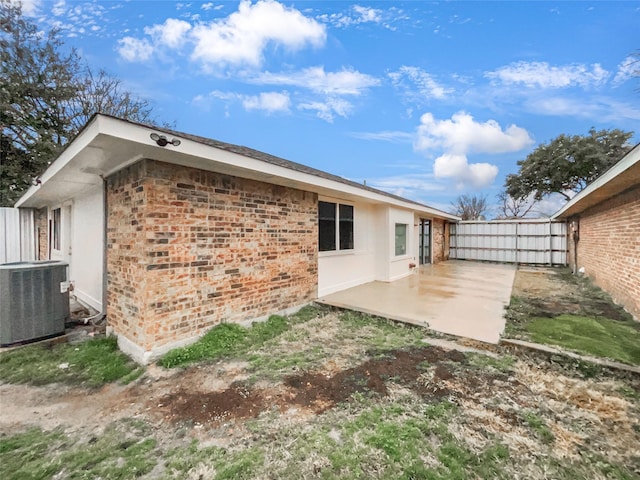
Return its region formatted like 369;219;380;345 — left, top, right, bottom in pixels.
16;114;458;221
15;116;102;208
97;116;459;221
552;143;640;219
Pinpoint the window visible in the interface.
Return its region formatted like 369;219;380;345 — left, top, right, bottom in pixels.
395;223;407;256
319;201;354;252
319;201;336;251
52;208;61;251
339;204;354;250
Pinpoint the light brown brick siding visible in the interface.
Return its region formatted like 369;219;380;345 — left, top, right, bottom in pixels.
432;219;450;263
34;207;48;260
572;185;640;320
107;159;318;352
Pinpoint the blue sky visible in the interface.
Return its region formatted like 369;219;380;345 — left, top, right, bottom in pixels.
17;0;640;215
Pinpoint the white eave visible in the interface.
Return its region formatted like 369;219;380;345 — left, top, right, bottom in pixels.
552;143;640;219
15;114;459;221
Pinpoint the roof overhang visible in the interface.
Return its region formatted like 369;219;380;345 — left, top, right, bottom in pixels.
552;143;640;219
16;114;459;221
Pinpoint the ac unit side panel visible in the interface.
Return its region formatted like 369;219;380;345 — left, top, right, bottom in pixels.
0;262;68;345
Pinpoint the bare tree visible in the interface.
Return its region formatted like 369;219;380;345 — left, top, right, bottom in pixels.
450;194;488;220
495;192;536;219
68;67;157;132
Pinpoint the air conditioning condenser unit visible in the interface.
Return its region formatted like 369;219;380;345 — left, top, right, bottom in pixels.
0;261;70;346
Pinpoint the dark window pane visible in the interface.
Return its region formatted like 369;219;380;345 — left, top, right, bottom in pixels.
319;201;336;251
53;208;61;251
395;223;407;256
339;204;354;250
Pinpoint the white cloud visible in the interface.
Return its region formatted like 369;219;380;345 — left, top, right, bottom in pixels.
52;0;65;16
252;66;380;95
116;1;325;67
144;18;191;48
299;97;353;122
242;91;290;113
8;0;39;15
117;37;154;62
194;90;290;115
317;5;390;29
528;95;640;122
414;111;533;189
353;5;382;23
366;172;445;202
248;66;378;122
433;154;498;189
191;0;326;67
369;173;444;193
389;66;452;100
486;61;609;88
415;111;534;154
201;2;214;10
613;55;639;85
349;131;413;143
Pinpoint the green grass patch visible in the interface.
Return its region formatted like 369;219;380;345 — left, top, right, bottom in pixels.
466;353;516;373
522;411;555;444
0;336;143;387
0;422;157;480
339;310;427;349
527;315;640;365
159;305;326;368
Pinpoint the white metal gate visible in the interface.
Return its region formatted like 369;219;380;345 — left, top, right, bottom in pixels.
450;220;567;265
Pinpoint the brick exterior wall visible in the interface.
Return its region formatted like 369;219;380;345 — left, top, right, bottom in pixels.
432;219;450;263
34;207;48;260
106;159;318;354
572;185;640;320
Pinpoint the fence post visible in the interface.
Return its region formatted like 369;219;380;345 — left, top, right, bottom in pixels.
515;222;519;266
548;219;552;266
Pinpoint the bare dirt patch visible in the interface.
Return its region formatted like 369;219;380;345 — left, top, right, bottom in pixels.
511;267;631;321
151;346;466;425
2;309;639;479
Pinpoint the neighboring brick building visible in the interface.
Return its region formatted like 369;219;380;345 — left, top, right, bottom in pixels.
554;143;640;320
16;114;458;362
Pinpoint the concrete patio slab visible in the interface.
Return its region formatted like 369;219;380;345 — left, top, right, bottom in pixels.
317;260;516;343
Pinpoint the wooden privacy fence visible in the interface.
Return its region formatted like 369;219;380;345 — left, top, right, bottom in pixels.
450;220;568;266
0;207;36;264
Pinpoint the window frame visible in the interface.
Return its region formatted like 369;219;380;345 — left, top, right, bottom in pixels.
394;222;408;257
318;200;355;254
51;207;62;252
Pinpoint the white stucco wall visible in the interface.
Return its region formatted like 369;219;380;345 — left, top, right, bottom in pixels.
70;186;104;311
318;200;420;296
318;198;378;297
387;207;416;281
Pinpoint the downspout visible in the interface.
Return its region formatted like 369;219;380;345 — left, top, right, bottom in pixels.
571;218;580;275
102;175;108;319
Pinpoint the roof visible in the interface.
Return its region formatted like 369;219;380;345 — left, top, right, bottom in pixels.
16;113;459;221
552;142;640;218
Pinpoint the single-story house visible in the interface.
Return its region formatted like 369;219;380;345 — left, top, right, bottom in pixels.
16;114;458;362
553;142;640;320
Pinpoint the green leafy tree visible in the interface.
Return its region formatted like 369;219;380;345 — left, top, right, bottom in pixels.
0;1;165;206
0;0;80;205
505;128;634;202
450;194;488;220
